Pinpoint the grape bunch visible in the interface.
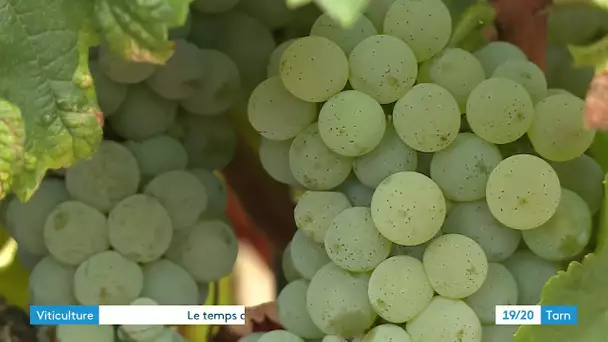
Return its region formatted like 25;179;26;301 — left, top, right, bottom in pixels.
240;0;602;341
2;2;250;341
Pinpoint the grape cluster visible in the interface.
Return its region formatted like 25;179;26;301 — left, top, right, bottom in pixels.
241;0;602;341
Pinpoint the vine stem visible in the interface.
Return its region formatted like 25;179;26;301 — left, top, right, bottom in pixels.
493;0;552;70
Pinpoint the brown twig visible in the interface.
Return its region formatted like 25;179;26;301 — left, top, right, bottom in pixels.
493;0;552;70
222;138;296;252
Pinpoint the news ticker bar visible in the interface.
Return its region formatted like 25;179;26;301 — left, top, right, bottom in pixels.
496;305;578;325
30;305;246;326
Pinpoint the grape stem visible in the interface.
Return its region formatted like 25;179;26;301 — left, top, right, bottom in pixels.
222;137;296;251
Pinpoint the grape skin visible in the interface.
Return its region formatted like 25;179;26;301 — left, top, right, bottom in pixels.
108;194;173;263
362;324;412;342
550;154;604;214
521;189;592;261
188;169;228;219
29;256;76;305
324;207;392;272
294;191;351;243
406;296;482;342
306;263;377;337
124;135;188;181
282;243;303;282
485;154;561;230
310;14;377;55
503;250;560;305
289;229;331;280
89;60;127;116
371;171;446;246
141;260;199;305
56;325;115;342
44;201;109;266
464;263;518;324
474;41;527;76
267;39;296;77
492;60;548;104
277;279;324;339
258;330;304;342
368;256;434;323
423;234;488;299
73;250;144;305
318;90;386;157
259;138;301;186
279;36;349;102
392;83;461;153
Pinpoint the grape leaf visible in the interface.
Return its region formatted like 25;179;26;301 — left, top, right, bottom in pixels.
513;252;608;342
312;0;371;27
0;0;103;201
568;34;608;68
93;0;193;63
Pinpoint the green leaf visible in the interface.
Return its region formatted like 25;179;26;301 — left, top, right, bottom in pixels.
0;99;25;197
448;1;495;50
553;0;608;12
286;0;312;9
513;251;608;342
568;33;608;69
313;0;371;27
93;0;193;64
589;133;608;173
0;0;103;201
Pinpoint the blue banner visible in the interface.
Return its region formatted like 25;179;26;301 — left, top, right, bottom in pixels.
541;306;578;325
30;305;99;325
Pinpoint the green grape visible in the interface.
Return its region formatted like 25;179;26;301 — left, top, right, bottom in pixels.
188;12;222;48
503;250;560;305
146;40;206;100
465;263;518;324
277;279;324;339
364;0;397;31
547;5;608;45
492;60;547;103
368;256;434;323
418;48;486;113
56;325;115;342
121;298;165;342
466;78;534;144
336;176;375;207
392;83;461;152
391;230;441;260
306;263;376;337
177;114;237;170
473;41;527;76
282;242;303;282
294;191;351;243
144;171;208;231
362;324;412;342
348;35;418;104
180;49;241;116
89;60;127;116
267;39;295;77
192;0;239;13
7;178;69;256
353;124;417;188
166;220;238;282
289;230;331;280
371;171;446;246
482;325;518;342
280;36;349;102
124;135;188;181
310;14;377;55
430;133;502;202
248;76;317;141
141;259;199;305
44;201;109;266
108;195;173;263
522;189;592;261
29;256;76;305
74;250;144;305
258;331;304;342
66;141;140;213
325;207;391;272
384;0;452;62
442;201;521;262
550;154;604;214
238;333;264;342
259;138;300;186
322;335;346;342
528;94;596;162
289;124;352;190
109;85;177;141
486;154;561;230
98;46;156;84
318;90;386;157
169;13;192;40
423;234;488;298
214;12;276;90
406;296;482;342
237;0;294;28
546;88;572;97
189;169;228;218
